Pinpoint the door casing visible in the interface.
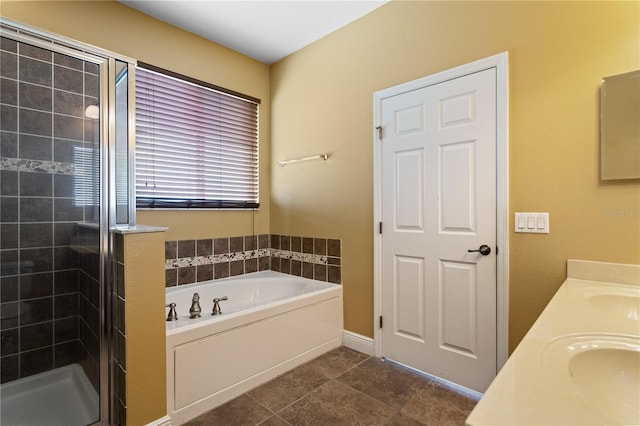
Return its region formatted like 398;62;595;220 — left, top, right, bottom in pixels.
373;52;509;373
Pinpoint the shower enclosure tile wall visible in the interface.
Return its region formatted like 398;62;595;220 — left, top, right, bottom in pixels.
0;36;100;388
76;225;101;391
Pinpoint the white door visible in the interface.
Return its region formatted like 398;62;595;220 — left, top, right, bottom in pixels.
380;68;497;392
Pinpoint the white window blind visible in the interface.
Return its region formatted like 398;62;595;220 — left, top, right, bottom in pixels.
73;146;99;208
135;64;259;209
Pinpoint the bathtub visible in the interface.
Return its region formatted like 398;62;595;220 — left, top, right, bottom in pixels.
165;270;343;425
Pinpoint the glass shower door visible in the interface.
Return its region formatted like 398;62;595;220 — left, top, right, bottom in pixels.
0;33;107;425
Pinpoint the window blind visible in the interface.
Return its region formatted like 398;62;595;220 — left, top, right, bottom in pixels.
135;65;259;209
73;146;99;208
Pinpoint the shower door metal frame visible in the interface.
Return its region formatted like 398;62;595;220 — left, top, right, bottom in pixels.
0;19;137;426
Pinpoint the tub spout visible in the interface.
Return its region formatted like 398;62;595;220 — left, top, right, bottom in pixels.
212;296;228;315
190;293;202;318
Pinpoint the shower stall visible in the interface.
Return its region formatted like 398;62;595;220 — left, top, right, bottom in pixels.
0;21;134;425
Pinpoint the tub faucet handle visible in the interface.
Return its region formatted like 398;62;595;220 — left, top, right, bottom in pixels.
166;303;178;321
212;296;228;316
189;292;202;318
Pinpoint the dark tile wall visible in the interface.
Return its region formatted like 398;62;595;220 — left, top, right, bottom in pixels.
164;234;270;287
271;235;342;284
0;37;100;384
76;225;101;392
112;233;127;425
165;234;342;288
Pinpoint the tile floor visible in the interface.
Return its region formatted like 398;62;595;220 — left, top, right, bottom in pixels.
184;346;478;426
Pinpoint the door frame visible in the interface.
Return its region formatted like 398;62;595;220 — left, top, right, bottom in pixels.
373;52;510;372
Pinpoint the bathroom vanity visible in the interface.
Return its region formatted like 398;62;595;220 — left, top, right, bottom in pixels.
466;259;640;425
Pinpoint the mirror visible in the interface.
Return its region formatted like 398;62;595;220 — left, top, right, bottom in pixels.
600;70;640;180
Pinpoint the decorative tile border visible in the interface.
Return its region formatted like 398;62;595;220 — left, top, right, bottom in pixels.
165;249;329;269
165;249;272;269
164;234;341;287
0;157;76;174
270;249;327;265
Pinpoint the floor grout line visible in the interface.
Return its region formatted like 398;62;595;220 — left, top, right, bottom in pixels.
331;354;372;379
333;357;448;426
185;346;476;426
332;376;400;408
262;376;332;417
249;349;373;420
331;376;404;419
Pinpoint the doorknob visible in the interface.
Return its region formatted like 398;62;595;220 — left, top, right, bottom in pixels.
468;245;491;256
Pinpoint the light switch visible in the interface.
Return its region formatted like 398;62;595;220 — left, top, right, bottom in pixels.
515;212;549;233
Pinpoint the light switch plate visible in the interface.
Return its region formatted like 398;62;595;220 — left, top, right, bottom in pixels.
515;212;549;233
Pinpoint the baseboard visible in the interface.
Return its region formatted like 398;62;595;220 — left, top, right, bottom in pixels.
146;415;172;426
342;330;374;356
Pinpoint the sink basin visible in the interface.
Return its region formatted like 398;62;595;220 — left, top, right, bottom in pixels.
542;334;640;425
588;294;640;320
569;348;639;424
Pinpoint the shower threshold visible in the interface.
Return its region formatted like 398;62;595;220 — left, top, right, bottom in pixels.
1;363;99;426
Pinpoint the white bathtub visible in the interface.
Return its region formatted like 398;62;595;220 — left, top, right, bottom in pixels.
165;270;343;425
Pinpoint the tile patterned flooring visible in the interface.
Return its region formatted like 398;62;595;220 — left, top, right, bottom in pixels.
184;346;478;426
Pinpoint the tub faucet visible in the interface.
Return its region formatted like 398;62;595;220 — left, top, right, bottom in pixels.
189;293;202;318
212;296;228;315
166;303;178;321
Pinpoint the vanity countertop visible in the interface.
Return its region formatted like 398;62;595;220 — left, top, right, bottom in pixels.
466;259;640;425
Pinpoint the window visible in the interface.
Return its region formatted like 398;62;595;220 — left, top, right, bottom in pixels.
135;63;260;209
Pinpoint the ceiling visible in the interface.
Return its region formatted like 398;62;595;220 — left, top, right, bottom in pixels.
119;1;389;64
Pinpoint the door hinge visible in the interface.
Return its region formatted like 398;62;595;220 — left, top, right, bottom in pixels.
375;125;383;140
379;315;383;328
379;222;382;234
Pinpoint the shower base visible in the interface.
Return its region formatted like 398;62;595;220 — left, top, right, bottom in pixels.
1;364;99;426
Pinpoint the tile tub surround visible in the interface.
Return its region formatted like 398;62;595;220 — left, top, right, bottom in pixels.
165;234;342;287
184;346;477;426
466;260;640;425
0;37;100;384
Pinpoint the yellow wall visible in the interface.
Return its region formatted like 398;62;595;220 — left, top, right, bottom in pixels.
270;1;640;350
1;0;271;241
4;0;639;354
1;1;271;422
122;231;167;425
